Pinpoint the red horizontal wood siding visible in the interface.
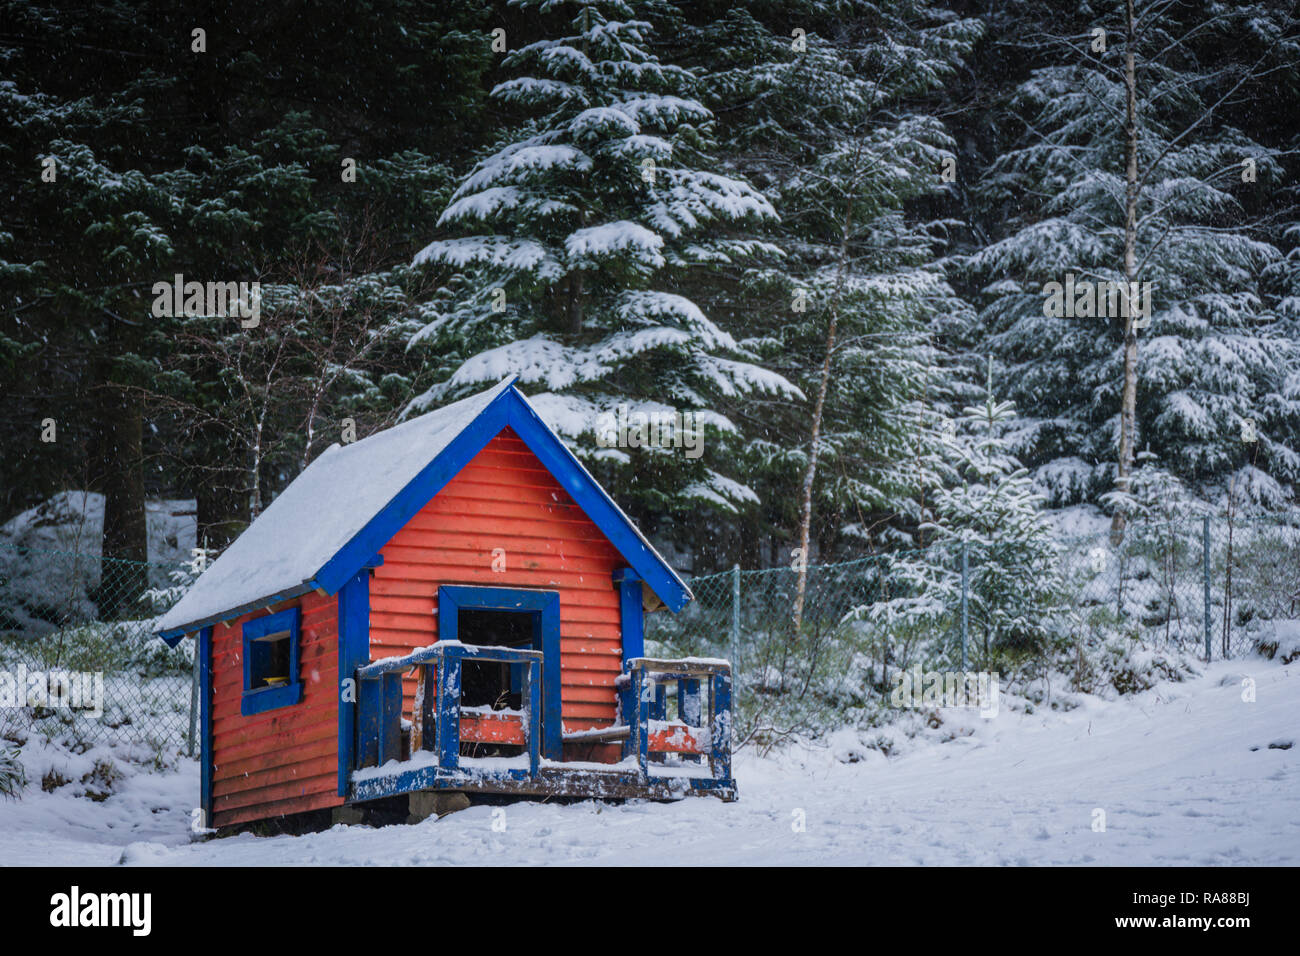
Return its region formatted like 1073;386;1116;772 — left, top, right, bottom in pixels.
370;427;626;738
209;592;342;827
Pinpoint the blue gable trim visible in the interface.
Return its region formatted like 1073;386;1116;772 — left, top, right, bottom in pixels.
309;388;513;595
158;381;691;641
312;384;690;612
157;583;313;645
505;393;690;613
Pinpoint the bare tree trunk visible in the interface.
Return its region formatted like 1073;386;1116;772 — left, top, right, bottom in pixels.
567;271;585;334
89;307;150;617
1222;478;1236;658
1112;0;1141;540
792;200;855;631
791;312;836;629
301;406;319;474
250;416;265;519
97;384;149;617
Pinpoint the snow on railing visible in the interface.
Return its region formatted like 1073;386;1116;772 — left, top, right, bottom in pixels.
354;642;542;777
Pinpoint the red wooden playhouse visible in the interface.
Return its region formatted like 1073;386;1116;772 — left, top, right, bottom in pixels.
155;378;734;829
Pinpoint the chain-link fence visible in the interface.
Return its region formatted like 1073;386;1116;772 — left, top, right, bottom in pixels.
1055;515;1300;660
0;545;196;755
2;514;1297;755
648;514;1300;745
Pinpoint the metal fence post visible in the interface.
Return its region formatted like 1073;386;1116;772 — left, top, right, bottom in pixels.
960;541;969;671
187;635;200;757
730;563;740;664
1203;515;1212;663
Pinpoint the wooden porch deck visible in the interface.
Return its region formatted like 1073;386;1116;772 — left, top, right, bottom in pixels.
349;647;736;804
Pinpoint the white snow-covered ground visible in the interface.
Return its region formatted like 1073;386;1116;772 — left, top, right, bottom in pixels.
1;658;1295;866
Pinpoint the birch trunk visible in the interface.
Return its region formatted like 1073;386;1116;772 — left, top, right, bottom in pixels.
1113;0;1140;539
792;199;855;631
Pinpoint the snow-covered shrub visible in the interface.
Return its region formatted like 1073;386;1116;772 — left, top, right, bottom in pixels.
8;622;135;675
1051;602;1126;696
1255;620;1300;664
28;738;136;802
0;618;191;679
1224;522;1300;649
79;757;124;802
0;709;25;799
141;557;202;616
1101;641;1196;696
1101;454;1206;644
1045;594;1204;698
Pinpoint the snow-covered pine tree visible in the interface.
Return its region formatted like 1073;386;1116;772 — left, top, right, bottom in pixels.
407;0;798;533
680;0;981;574
1100;449;1198;530
0;61;179;606
867;360;1061;665
1253;205;1300;506
964;0;1300;511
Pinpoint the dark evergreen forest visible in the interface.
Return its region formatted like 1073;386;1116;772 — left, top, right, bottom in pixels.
4;0;1298;574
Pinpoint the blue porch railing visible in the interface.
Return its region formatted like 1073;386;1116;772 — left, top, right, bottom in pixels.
355;641;543;776
350;647;735;801
622;657;732;786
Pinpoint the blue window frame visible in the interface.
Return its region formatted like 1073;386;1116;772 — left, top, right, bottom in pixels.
241;607;303;715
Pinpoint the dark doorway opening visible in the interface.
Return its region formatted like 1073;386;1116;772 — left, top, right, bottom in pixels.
456;608;534;759
457;609;533;710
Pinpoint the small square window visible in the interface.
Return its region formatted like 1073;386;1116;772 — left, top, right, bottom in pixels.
241;607;303;715
249;629;291;689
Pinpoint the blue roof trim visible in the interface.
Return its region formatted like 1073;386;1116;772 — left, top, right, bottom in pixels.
505;394;691;612
158;379;692;638
315;382;690;612
157;583;313;645
309;385;514;595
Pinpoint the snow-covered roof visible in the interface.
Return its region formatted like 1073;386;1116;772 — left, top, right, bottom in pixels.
155;378;691;640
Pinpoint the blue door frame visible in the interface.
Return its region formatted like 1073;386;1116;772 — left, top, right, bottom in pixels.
437;585;563;760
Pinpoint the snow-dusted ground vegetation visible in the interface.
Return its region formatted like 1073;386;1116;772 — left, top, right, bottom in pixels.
0;656;1294;866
